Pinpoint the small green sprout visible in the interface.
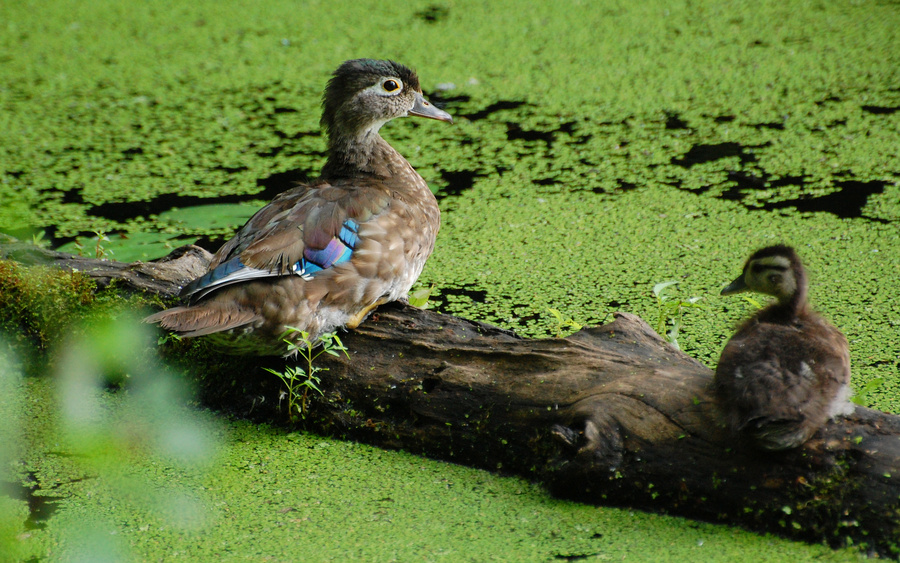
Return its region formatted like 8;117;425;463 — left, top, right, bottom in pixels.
547;308;583;337
157;332;182;346
30;230;51;248
265;329;349;422
73;230;113;259
652;281;705;350
741;294;764;309
408;284;435;309
850;377;885;406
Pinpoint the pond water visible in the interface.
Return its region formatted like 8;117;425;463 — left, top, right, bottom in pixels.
2;0;898;559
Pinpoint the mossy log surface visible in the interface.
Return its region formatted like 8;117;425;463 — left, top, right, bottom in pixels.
4;240;899;555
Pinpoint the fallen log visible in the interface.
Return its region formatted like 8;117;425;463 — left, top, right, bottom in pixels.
3;239;898;555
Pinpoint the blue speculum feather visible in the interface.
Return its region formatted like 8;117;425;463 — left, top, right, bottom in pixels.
339;219;360;248
184;219;362;297
183;256;247;296
295;219;360;279
209;256;244;283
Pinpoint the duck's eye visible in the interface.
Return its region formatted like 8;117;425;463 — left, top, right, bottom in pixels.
382;79;401;93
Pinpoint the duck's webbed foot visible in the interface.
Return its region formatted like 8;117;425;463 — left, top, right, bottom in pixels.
346;298;388;329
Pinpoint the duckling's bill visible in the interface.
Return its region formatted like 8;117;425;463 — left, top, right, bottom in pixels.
721;274;748;295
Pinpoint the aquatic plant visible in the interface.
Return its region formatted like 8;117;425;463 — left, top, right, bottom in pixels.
652;281;704;350
265;329;349;422
546;307;583;338
408;284;435;309
73;230;113;260
30;231;51;249
851;377;885;406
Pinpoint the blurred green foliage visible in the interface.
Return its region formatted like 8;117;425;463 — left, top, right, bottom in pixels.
1;314;221;561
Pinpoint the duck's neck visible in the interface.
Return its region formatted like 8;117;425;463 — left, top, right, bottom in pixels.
321;128;412;181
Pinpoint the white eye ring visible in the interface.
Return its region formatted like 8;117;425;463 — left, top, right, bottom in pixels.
364;78;404;97
381;79;402;94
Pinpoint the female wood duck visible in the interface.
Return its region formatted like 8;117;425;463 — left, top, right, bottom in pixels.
715;245;853;450
146;59;452;355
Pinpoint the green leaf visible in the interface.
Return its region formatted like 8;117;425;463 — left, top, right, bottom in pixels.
408;284;435;308
652;280;679;298
851;377;885;405
740;294;764;309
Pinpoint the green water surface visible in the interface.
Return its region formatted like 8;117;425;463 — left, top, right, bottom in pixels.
2;0;898;559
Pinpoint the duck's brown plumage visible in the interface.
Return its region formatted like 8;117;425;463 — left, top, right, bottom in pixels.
714;245;853;450
144;59;452;355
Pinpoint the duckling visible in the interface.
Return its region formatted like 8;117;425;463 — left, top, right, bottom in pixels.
145;59;452;355
715;245;853;450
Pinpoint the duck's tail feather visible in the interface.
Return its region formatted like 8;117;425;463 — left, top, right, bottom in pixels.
144;305;260;338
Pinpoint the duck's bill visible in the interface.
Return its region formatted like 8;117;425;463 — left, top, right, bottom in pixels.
409;92;453;123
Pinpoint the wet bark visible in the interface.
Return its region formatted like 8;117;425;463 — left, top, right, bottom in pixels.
3;239;898;555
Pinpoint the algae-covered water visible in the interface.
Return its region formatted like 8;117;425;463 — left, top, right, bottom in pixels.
2;0;898;559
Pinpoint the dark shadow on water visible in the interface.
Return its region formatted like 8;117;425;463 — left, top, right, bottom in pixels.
619;171;891;223
428;285;488;316
761;179;888;221
749;121;785;130
816;95;842;105
671;141;764;168
437;169;488;199
665;112;785;131
718;170;888;222
861;104;900;115
663;139;892;223
60;169;313;226
505;120;584;150
3;471;72;531
664;111;690;130
720;172;809;197
43;167;316;248
554;552;601;561
424;91;471;108
506;122;556;146
593;180;638;195
414;4;450;23
458;100;528;121
255;168;312;194
191;234;226;253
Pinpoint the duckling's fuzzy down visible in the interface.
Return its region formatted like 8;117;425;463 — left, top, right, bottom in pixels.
715;245;853;451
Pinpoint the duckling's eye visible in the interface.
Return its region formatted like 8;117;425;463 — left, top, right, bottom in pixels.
382;79;401;93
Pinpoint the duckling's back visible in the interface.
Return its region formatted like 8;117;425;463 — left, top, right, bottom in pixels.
715;310;852;450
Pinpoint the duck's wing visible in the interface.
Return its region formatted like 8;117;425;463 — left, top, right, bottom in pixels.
715;323;850;450
718;352;815;449
182;179;393;301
